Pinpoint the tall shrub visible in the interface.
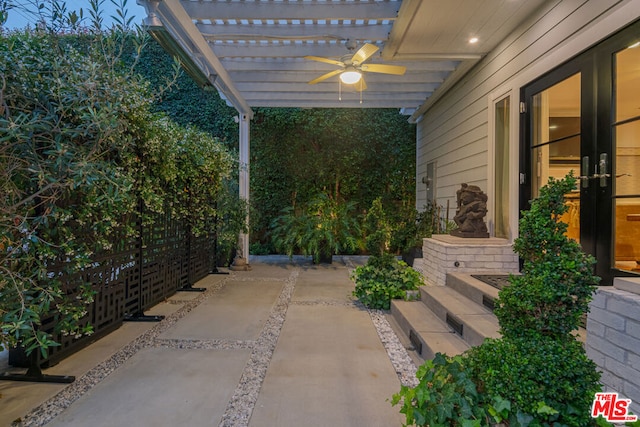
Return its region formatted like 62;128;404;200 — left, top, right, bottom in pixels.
0;28;150;356
467;174;602;426
496;174;599;339
0;5;237;357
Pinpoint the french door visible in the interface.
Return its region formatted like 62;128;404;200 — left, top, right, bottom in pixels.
521;20;640;285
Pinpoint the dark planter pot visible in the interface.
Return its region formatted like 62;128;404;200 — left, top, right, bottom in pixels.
315;251;333;264
216;248;235;268
401;245;423;266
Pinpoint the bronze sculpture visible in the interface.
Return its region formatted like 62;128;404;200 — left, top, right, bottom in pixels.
450;183;489;238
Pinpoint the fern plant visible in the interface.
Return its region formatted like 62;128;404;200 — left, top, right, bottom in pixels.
270;194;360;263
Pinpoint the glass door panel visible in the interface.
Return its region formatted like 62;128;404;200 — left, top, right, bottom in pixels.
531;73;581;241
613;45;640;272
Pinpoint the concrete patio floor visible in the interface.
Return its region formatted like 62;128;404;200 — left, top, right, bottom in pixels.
0;256;414;427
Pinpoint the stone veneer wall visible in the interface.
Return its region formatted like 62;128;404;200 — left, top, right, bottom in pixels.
422;234;519;287
586;278;640;415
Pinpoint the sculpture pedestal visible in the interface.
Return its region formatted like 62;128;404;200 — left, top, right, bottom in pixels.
422;235;519;286
450;230;489;238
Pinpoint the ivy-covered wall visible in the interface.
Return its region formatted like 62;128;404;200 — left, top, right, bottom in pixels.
249;108;416;250
135;41;239;149
137;41;417;252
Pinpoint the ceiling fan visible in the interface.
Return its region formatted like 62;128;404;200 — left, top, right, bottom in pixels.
304;41;406;90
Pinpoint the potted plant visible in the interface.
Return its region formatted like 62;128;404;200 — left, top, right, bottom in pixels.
397;205;435;266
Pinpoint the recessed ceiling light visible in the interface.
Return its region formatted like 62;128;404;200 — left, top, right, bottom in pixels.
469;37;479;44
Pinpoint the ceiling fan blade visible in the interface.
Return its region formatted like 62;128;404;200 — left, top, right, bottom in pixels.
361;63;407;75
351;43;379;65
308;69;344;85
304;55;344;66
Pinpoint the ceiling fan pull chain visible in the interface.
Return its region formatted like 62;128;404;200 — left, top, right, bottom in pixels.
360;79;363;104
339;79;342;101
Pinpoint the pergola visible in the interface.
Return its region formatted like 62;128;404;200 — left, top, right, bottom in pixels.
136;0;546;259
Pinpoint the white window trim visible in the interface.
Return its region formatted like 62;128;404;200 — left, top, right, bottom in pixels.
487;90;519;242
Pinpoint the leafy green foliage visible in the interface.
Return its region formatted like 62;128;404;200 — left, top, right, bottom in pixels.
134;41;238;149
392;353;487;427
0;4;237;357
496;173;599;339
351;254;423;309
215;181;249;266
363;197;392;257
468;174;602;425
0;27;146;356
250;108;416;247
270;194;360;263
467;337;601;426
391;202;437;253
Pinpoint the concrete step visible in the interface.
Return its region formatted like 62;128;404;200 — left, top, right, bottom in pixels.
614;276;640;295
445;273;502;311
390;300;469;360
419;285;501;347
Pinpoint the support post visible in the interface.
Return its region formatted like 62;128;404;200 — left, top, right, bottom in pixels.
238;114;250;261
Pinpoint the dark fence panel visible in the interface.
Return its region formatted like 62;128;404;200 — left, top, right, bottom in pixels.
11;207;216;369
189;232;214;285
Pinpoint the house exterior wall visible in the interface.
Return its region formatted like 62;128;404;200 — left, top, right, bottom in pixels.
586;281;640;415
415;0;640;412
415;0;640;239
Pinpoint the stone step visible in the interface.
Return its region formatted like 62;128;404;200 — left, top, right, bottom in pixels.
614;276;640;295
419;284;501;347
390;300;469;360
445;272;503;311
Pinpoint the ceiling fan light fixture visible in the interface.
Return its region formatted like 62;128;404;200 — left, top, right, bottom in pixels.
340;69;362;84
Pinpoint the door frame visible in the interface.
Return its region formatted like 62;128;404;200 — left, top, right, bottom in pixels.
519;19;640;285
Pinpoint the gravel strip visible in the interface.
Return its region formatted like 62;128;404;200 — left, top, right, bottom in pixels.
218;269;299;427
152;338;255;351
343;256;419;388
368;309;419;387
290;299;360;307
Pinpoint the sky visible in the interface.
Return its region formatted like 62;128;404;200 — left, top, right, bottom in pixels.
3;1;147;30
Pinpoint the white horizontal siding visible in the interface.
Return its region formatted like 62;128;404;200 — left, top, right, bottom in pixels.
416;0;637;217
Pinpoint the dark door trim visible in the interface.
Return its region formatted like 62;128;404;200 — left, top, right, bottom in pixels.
519;18;640;285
